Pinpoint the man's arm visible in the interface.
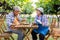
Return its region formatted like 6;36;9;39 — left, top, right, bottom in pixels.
17;14;22;22
6;15;14;27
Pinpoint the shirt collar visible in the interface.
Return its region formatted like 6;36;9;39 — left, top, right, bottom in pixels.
11;12;19;17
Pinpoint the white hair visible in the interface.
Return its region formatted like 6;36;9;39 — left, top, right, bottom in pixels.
13;6;21;11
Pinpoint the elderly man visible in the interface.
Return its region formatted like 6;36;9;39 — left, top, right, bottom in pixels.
6;6;24;40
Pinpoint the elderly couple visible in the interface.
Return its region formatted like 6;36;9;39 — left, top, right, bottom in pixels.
6;6;49;40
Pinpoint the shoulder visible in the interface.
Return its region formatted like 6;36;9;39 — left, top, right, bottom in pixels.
42;15;47;19
42;15;47;17
6;12;14;17
6;12;14;19
35;15;38;18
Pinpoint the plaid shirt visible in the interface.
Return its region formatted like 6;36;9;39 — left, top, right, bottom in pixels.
35;15;48;26
6;12;22;28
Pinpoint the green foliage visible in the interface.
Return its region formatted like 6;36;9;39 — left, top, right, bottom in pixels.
6;0;34;14
21;2;34;14
36;0;60;14
0;0;60;14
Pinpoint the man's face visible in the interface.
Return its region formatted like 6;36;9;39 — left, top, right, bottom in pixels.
13;10;20;16
36;10;41;16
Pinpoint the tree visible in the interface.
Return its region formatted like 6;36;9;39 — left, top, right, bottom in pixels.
0;0;34;14
36;0;60;14
0;0;60;14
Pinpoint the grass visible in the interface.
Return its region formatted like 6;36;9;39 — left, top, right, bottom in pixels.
12;34;18;40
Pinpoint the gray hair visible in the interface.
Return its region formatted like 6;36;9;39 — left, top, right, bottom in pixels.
13;6;21;11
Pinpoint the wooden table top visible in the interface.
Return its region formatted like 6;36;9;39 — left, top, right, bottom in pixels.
53;28;60;31
14;24;38;28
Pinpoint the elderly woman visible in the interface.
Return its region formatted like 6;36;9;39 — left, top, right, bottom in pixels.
31;7;49;40
6;6;24;40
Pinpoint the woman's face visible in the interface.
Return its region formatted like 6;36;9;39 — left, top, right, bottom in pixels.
36;10;41;16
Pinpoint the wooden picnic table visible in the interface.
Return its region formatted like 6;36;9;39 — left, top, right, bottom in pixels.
11;23;38;40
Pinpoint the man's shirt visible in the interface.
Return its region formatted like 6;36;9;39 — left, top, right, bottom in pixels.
6;12;22;28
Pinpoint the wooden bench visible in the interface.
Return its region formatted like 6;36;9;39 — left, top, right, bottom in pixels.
45;18;60;40
0;15;14;40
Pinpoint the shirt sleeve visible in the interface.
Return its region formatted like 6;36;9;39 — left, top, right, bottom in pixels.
6;15;12;27
17;14;22;22
34;16;41;24
42;15;48;26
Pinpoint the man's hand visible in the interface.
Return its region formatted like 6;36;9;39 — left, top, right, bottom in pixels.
22;18;26;22
10;23;19;30
13;17;20;25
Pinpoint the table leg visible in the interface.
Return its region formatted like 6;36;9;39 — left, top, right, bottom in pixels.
0;38;1;40
22;29;29;40
24;28;33;40
53;37;58;40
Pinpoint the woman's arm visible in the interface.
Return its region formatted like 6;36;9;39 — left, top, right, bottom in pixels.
42;15;49;26
34;16;42;25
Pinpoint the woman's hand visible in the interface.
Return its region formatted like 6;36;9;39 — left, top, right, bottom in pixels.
36;20;42;24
